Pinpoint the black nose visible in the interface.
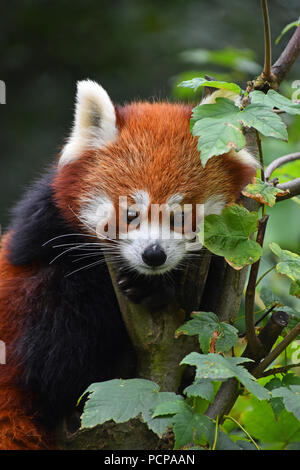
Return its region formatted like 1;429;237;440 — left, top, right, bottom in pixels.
142;244;167;267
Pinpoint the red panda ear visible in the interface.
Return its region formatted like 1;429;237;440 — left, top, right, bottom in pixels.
58;80;118;167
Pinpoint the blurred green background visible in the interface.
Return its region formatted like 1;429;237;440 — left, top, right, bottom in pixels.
0;0;299;261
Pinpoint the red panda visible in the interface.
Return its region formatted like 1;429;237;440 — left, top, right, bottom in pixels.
0;80;258;449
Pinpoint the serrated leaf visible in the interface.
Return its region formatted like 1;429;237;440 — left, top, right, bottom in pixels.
250;89;300;116
190;97;287;165
242;177;289;206
152;399;186;418
175;311;238;353
241;103;288;140
269;242;300;298
181;353;269;400
203;204;262;269
178;77;241;93
191;98;246;165
81;379;180;437
183;379;215;402
272;386;300;421
171;404;215;449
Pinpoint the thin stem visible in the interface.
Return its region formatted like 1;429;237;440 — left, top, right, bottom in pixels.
252;321;300;378
223;415;260;450
261;0;272;81
211;415;219;450
255;265;275;287
254;303;277;326
261;363;300;378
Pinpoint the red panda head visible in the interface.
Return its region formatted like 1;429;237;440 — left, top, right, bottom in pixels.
53;80;258;275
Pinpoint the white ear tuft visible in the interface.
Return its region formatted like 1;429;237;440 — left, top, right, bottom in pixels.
59;80;118;167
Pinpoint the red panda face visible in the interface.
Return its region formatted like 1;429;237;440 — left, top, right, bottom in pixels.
53;80;258;275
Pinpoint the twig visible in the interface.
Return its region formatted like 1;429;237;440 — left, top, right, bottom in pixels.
261;0;273;81
271;25;300;85
265;152;300;180
254;303;278;326
252;320;300;378
223;415;260;450
238;303;278;339
255;265;276;287
276;178;300;202
260;363;300;378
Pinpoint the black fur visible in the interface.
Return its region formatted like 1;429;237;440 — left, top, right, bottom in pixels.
7;169;178;429
8;170;136;427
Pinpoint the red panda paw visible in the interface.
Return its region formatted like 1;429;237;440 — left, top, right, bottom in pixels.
116;270;175;310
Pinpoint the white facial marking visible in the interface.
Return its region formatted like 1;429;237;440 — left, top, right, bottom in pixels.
80;193;115;237
59;80;118;167
120;221;186;275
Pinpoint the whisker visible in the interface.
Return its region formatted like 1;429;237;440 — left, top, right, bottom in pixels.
43;233;99;246
65;259;105;278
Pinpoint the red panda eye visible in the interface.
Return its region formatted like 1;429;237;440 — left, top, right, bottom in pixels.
127;210;140;223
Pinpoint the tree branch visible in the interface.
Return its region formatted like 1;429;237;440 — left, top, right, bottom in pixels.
265;152;300;180
276;177;300;201
271;25;300;85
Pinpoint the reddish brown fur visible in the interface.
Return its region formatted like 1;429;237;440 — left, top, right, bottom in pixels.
53;102;256;230
0;101;256;449
0;235;52;449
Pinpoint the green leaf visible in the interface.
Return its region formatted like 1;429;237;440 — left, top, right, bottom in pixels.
191;97;287;165
183;379;215;402
250;89;300;116
275;18;300;44
265;377;285;418
191;98;246;165
175;311;239;353
240;103;288;140
269;242;300;298
152;399;186;418
243;396;300;446
272;386;300;421
242;177;288;207
178;77;241;94
203;204;262;269
81;379;181;437
181;353;270;400
171;404;215;449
